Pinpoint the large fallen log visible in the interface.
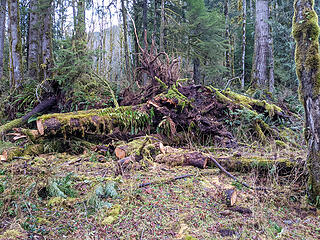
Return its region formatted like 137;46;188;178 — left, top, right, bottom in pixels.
36;106;152;138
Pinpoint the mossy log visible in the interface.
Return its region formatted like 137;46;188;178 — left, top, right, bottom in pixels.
36;106;152;138
213;155;302;175
155;149;302;175
155;151;208;169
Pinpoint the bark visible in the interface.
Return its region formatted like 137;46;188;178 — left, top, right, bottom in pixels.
0;0;5;79
224;0;230;71
75;0;86;43
155;151;208;169
241;0;247;90
193;57;201;85
268;26;275;93
133;0;139;70
39;0;54;80
8;0;23;88
293;0;320;206
159;0;164;52
121;0;131;83
142;0;148;48
28;0;39;79
251;0;274;91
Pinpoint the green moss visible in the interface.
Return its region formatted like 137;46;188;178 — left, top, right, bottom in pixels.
223;89;282;117
99;204;121;225
0;118;23;135
38;106;152;136
275;140;288;149
184;235;199;240
206;86;232;103
254;122;266;143
293;3;320;96
165;84;191;110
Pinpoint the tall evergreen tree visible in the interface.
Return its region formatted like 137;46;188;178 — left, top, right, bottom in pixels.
39;0;53;80
251;0;274;92
28;0;39;79
8;0;23;88
293;0;320;207
0;0;6;79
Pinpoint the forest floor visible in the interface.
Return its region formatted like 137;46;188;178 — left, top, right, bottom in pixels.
0;141;319;240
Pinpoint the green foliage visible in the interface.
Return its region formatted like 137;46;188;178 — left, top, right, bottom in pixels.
48;173;77;198
87;181;119;211
226;108;264;142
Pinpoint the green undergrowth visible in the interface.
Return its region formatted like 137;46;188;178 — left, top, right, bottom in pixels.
0;142;318;239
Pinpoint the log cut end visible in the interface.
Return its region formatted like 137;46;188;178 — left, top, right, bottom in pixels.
36;119;44;135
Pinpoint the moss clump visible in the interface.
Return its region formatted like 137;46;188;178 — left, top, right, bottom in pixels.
184;236;199;240
275;140;288;149
223;89;282;118
0;118;23;136
99;204;121;225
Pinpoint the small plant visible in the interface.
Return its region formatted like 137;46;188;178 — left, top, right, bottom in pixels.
48;173;78;198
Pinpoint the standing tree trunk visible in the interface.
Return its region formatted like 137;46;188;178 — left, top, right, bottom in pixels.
224;0;231;73
0;0;6;79
142;0;148;47
28;0;39;79
241;0;246;90
193;57;200;84
121;0;131;83
251;0;274;92
39;0;53;81
293;0;320;207
8;0;23;88
159;0;164;52
75;0;86;54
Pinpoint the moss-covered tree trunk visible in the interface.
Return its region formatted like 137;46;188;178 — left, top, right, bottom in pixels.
39;0;54;80
293;0;320;207
0;0;6;79
8;0;23;88
28;0;40;79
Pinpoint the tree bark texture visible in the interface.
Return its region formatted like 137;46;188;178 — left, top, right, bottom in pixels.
293;0;320;206
28;0;40;79
193;57;201;85
39;0;54;80
8;0;23;88
251;0;274;91
0;0;5;79
159;0;164;52
241;0;246;90
121;0;131;83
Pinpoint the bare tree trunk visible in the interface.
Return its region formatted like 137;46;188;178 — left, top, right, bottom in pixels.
8;0;23;88
193;57;200;85
224;0;231;76
268;28;274;93
121;0;131;83
0;0;6;79
160;0;164;52
251;0;273;91
142;0;148;47
28;0;39;79
241;0;246;90
39;0;53;80
293;0;320;207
